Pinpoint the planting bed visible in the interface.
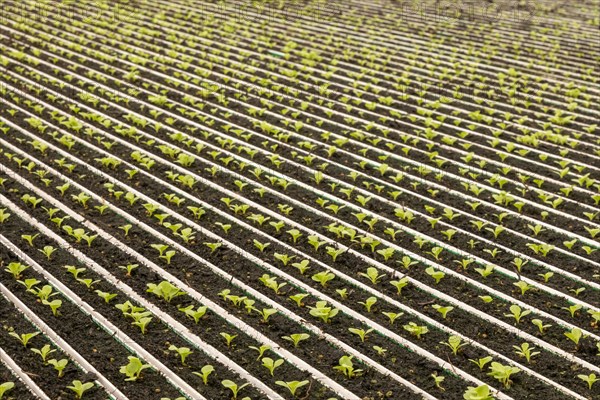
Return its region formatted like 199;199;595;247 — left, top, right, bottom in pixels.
0;0;598;399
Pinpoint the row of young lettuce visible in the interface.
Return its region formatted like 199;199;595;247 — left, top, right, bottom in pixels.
0;0;598;399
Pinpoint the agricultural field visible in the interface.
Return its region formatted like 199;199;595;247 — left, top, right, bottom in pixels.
0;0;598;399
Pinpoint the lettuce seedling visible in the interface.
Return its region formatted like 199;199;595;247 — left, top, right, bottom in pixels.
248;213;270;226
43;299;62;316
431;372;445;391
333;355;362;378
262;357;284;376
432;304;454;319
51;215;70;228
48;359;68;377
308;301;339;323
256;308;278;323
588;310;600;327
325;246;345;262
244;300;256;314
307;235;326;251
31;344;56;364
455;258;475;270
193;365;214;385
0;209;11;224
390;277;409;295
289;293;309;307
286;229;302;244
147;281;185;302
55;183;70;197
514;281;532;296
427;247;444;261
269;221;286;233
403;322;429;339
163;222;182;235
348;328;374;343
19;278;41;292
178;305;208;324
275;380;309;397
562;304;582;318
469;356;493;371
129;311;152;335
77;278;101;289
259;274;287;294
35;285;57;302
116;302;146;317
186;206;205;220
248;344;271;361
504;305;530;324
204;242;222;254
222;292;248;307
39;246;57;260
475;264;495;278
282;333;310;348
359;267;385;285
9;331;40;347
220;333;237;348
4;262;29;279
441;335;467;355
487;362;520;388
66;381;94;399
221;380;249;400
274;253;295;266
375;247;396;262
64;265;86;280
21;194;43;208
383;227;401;241
168;345;193;366
21;234;39;247
463;385;493;400
359;297;377;313
119;224;132;236
291;260;310;275
71;192;91;208
150;244;169;257
564;327;583;348
118;263;138;277
382;312;403;325
578;373;598;390
531;319;552;334
513;343;539;363
398;256;418;269
176;228;196;244
311;271;335;287
120;357;152;381
253;240;270;252
425;267;445;284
